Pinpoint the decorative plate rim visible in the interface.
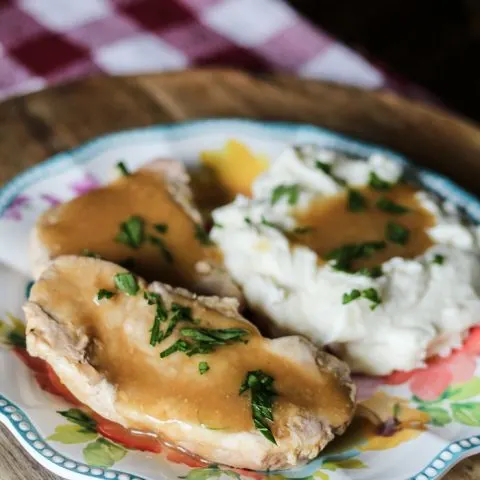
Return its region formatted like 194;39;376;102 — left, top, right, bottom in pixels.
1;118;479;480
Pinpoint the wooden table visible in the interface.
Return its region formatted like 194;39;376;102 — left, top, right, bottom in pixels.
0;69;479;479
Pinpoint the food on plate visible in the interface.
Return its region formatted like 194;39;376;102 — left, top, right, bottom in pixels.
31;159;241;300
211;145;480;376
23;255;356;470
200;139;269;198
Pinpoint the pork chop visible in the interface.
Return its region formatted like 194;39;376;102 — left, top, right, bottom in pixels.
30;159;242;300
24;256;356;470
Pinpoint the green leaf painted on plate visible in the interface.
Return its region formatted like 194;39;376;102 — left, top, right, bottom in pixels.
179;466;223;480
418;406;452;426
321;462;337;471
451;402;480;426
448;378;480;401
47;424;97;444
222;469;241;480
83;437;127;468
334;458;367;469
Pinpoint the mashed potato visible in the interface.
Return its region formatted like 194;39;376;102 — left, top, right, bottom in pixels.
211;146;480;375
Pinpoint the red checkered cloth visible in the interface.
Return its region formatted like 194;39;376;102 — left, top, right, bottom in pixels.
0;0;426;100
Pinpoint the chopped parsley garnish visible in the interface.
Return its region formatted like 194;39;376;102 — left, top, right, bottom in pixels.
292;226;314;235
115;216;145;249
325;241;386;272
81;249;102;259
357;265;383;278
163;303;194;340
159;327;249;358
160;339;190;358
239;370;277;445
194;224;214;246
181;327;248;344
116;161;130;176
368;172;392;191
386;221;410;245
342;287;382;310
114;272;139;296
376;196;409;214
315;160;332;175
149;235;173;263
144;291;162;305
213;222;223;229
271;184;300;206
244;217;253;226
198;361;210;375
97;289;114;301
261;216;281;230
347;189;367;212
154;223;168;234
144;292;168;346
362;288;382;310
314;161;347;186
342;289;361;304
432;254;445;265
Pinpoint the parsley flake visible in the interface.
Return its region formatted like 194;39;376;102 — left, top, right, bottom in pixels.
114;272;139;296
149;235;173;263
116;161;130;176
199;361;210;375
154;223;168;234
160;339;191;358
115;216;145;249
362;287;382;310
325;241;386;272
342;287;382;310
347;189;367;212
357;265;383;278
342;289;361;304
369;172;393;191
315;160;332;175
144;292;168;346
97;289;114;301
194;224;214;246
292;226;314;235
239;370;277;445
261;216;281;230
386;221;410;245
271;184;300;206
314;161;347;186
163;303;194;341
376;196;409;214
159;327;249;358
432;254;445;265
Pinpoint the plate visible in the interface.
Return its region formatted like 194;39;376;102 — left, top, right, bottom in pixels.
0;119;479;480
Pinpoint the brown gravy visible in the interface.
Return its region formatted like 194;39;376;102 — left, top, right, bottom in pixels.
293;184;435;270
37;171;222;288
31;258;354;435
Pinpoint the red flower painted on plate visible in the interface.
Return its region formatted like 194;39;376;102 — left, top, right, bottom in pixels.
70;173;100;196
3;195;30;220
385;327;480;400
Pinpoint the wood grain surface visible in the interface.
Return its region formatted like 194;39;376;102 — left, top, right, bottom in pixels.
0;69;479;480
